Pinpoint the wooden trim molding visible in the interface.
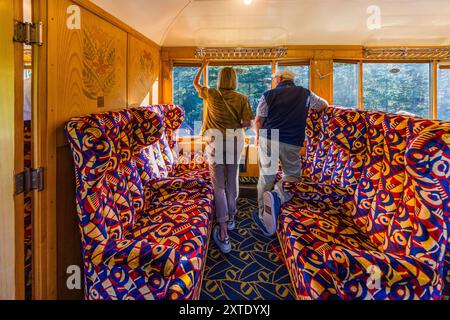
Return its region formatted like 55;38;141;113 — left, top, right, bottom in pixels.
433;60;438;120
14;0;25;301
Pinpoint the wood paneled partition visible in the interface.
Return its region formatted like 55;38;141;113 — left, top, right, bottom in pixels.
0;0;21;300
35;0;161;299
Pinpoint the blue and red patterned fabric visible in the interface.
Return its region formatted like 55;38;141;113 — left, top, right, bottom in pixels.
277;107;450;300
65;105;213;300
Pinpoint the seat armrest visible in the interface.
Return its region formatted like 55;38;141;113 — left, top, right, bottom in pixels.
283;181;353;205
87;239;180;277
146;177;207;191
324;247;440;291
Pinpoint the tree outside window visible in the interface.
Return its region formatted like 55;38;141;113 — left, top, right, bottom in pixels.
363;63;431;118
438;67;450;121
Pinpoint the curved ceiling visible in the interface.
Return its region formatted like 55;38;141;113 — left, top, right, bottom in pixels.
91;0;450;47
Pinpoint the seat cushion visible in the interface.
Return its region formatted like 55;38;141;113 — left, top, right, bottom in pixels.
284;181;355;214
278;202;377;299
131;200;213;299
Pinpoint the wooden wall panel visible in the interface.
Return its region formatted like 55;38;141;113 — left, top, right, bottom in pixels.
54;0;127;148
128;35;160;107
0;0;17;300
43;0;161;300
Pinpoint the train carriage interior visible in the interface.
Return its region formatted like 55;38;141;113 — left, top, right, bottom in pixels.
1;0;450;303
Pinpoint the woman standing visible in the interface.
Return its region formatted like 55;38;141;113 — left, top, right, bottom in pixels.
194;59;254;253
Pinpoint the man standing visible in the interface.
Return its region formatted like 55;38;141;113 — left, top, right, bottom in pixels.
253;69;328;236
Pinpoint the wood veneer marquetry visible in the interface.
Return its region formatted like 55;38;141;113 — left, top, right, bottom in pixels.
38;0;163;300
53;0;127;148
128;35;161;107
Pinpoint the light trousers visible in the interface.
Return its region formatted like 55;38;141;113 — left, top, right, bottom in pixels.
206;136;245;224
257;137;302;216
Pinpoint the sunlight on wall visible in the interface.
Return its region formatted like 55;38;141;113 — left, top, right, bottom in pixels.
152;79;159;105
140;92;150;106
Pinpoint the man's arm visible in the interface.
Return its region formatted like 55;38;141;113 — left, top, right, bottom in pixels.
309;92;329;111
254;116;265;146
254;96;268;146
193;58;209;93
241;97;254;129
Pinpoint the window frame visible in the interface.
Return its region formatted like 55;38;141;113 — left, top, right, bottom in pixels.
333;59;362;109
437;63;450;121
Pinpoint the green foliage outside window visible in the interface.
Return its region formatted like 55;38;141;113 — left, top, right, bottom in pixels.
363;63;431;118
334;62;359;108
278;65;310;89
172;66;204;135
208;65;273;113
173;62;447;136
438;68;450;121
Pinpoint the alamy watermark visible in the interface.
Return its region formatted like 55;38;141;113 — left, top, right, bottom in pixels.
367;5;382;30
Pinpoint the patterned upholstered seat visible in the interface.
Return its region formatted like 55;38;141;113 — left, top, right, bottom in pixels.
65;106;214;300
132;107;212;208
142;105;210;180
277;107;450;300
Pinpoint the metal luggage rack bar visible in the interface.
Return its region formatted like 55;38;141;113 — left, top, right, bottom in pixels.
195;47;288;60
364;47;450;60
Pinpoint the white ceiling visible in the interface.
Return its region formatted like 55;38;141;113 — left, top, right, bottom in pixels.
91;0;450;47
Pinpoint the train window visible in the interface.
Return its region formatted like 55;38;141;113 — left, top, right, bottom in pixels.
278;64;310;89
438;67;450;121
173;66;204;136
208;64;272;113
333;62;359;108
363;63;431;118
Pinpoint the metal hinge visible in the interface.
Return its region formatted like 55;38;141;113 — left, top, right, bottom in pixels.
13;21;43;46
15;168;44;195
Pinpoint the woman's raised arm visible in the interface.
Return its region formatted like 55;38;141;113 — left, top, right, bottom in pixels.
193;58;209;93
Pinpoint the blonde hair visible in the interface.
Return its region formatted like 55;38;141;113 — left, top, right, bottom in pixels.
217;67;238;90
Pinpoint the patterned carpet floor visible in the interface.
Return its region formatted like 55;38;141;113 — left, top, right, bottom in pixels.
200;198;296;300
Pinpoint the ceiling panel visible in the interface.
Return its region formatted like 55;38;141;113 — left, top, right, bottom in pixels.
91;0;450;47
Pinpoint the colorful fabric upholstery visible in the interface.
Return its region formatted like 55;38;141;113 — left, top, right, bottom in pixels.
140;105;210;181
65;106;214;300
325;123;450;300
277;107;450;300
131;107;212;206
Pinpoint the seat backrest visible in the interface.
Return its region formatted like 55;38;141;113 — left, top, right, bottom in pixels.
363;114;410;250
304;106;349;183
160;104;185;160
302;107;323;178
65;110;144;241
144;105;181;177
352;112;386;231
132;107;165;183
384;119;450;260
323;109;368;192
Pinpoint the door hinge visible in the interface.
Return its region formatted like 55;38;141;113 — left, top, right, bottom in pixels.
15;168;45;195
13;21;43;46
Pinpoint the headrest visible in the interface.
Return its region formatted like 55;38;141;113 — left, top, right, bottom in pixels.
408;118;448;139
153;104;185;131
65;111;131;176
329;110;367;153
132;108;164;150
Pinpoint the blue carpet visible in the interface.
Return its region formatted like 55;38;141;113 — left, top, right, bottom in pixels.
201;198;295;300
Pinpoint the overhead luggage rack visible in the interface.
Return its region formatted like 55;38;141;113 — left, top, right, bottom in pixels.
364;47;450;60
195;47;288;60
